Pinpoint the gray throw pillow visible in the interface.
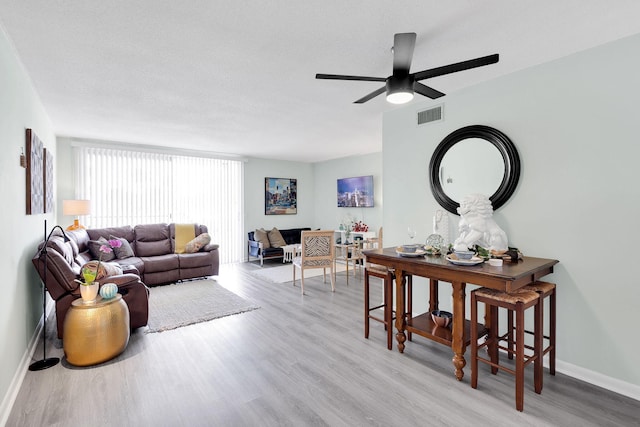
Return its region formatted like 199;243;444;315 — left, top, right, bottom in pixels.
87;237;116;261
110;235;135;259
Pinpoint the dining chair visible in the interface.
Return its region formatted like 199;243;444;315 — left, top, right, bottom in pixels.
334;239;364;285
293;230;336;295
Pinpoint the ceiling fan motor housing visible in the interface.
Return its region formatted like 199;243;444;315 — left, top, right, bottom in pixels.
386;74;415;104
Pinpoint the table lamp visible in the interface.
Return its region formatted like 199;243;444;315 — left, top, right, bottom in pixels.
63;199;91;230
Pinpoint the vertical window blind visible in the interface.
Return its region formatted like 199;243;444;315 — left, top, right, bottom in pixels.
74;146;244;264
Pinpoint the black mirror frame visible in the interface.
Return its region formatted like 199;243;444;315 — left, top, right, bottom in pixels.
429;125;520;215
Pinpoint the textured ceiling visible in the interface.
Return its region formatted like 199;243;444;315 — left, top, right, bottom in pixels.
1;1;640;162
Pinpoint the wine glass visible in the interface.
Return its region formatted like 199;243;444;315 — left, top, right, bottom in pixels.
407;226;417;243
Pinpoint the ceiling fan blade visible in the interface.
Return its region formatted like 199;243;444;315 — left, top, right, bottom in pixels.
392;32;416;74
316;73;386;82
354;86;386;104
413;53;499;81
414;82;445;99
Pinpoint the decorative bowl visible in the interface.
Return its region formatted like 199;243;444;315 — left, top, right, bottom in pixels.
454;250;475;260
402;244;420;253
431;310;452;328
99;282;118;300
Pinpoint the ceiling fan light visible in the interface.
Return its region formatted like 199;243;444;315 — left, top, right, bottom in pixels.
386;91;414;104
386;75;414;104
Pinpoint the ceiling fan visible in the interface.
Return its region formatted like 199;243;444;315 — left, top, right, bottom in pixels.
316;32;499;104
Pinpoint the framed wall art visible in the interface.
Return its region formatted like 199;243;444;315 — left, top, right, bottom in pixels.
44;147;54;213
265;177;297;215
26;128;44;215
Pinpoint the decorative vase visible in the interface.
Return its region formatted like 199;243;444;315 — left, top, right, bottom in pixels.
99;283;118;300
80;282;99;303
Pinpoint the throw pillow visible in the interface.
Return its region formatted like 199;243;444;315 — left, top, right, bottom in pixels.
109;235;135;259
267;227;287;248
87;237;116;262
184;233;211;254
174;223;196;254
81;261;123;281
254;228;270;249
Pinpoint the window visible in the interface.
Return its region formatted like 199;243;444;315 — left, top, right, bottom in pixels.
74;146;244;264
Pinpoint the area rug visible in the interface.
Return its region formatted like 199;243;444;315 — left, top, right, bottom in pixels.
146;279;259;333
249;263;348;284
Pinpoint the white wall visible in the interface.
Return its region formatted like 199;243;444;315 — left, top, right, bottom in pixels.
313;152;382;232
383;33;640;392
243;153;383;257
0;25;56;421
244;157;315;259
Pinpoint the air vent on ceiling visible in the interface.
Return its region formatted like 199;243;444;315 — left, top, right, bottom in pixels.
417;105;443;125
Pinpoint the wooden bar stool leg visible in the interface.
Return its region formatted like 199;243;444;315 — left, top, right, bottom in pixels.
507;309;514;360
407;275;413;342
385;271;393;350
534;296;543;394
364;270;370;339
515;301;525;412
488;304;499;375
550;287;556;375
470;290;479;389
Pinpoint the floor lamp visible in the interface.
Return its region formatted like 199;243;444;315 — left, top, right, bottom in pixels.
29;220;69;371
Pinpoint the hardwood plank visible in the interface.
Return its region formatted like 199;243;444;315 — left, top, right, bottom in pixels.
7;262;639;426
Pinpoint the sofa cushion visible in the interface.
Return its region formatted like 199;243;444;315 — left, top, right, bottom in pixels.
254;228;270;249
110;235;135;259
87;226;135;243
185;233;211;253
87;237;117;262
267;227;287;248
134;224;171;257
140;254;179;273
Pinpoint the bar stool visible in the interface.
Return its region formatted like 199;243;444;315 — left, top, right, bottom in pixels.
506;281;556;375
470;287;542;412
364;265;412;350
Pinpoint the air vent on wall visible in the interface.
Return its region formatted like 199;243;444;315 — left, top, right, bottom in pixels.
417;105;443;125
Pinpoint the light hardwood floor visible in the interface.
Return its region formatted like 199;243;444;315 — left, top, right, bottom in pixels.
7;262;640;426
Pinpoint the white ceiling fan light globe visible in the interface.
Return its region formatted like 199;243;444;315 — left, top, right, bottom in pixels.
386;91;414;104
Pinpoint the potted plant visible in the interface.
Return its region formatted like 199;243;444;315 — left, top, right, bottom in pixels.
76;238;122;302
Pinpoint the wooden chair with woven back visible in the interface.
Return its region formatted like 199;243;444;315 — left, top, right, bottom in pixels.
293;230;336;295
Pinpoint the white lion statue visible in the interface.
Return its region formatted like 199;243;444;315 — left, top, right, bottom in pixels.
453;194;508;252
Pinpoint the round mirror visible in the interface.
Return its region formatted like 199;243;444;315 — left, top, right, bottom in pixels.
429;125;520;215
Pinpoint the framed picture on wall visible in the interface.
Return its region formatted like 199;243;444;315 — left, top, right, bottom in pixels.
26;128;44;215
44;147;54;213
265;177;297;215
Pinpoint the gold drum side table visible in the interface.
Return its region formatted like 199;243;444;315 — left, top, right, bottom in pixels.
63;294;130;366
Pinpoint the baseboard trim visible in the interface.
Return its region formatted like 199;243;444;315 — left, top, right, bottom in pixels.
0;310;44;427
556;359;640;401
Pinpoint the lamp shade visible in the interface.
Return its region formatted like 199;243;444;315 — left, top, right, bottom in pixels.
63;200;90;230
63;199;91;216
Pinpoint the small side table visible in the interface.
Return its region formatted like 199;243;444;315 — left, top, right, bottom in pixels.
63;294;130;366
283;244;302;263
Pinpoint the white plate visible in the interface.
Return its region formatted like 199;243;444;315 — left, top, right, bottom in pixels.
396;249;426;257
446;255;484;266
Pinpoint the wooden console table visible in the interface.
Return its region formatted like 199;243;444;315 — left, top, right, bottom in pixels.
363;247;558;381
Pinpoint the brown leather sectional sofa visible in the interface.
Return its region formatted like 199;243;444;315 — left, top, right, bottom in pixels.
81;223;220;286
32;223;219;338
